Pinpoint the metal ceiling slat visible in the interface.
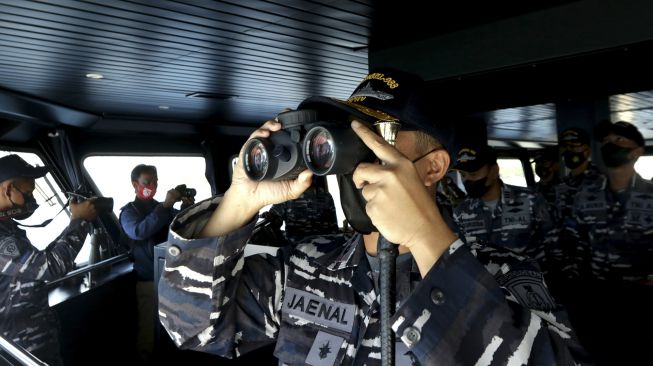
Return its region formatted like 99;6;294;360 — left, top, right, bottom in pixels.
0;31;364;80
151;0;369;42
7;1;367;59
0;63;352;104
0;27;366;80
313;0;374;16
0;13;368;71
0;64;349;103
0;47;359;97
260;0;371;21
0;32;366;84
0;0;370;123
0;41;362;92
43;0;368;47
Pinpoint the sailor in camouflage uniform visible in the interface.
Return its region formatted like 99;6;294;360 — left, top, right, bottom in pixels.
532;146;561;207
452;145;554;268
549;128;603;282
561;121;652;365
158;70;586;365
0;155;97;365
268;177;339;243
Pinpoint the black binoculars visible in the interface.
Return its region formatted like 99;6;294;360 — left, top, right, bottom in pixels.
69;193;114;214
175;184;197;198
243;110;375;181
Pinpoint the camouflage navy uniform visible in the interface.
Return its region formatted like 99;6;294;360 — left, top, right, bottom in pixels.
534;176;560;208
554;163;604;223
549;163;604;280
269;187;339;243
560;173;653;364
0;218;90;365
158;196;585;365
452;183;554;268
564;173;653;283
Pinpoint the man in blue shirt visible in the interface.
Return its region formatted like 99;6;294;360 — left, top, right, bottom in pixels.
119;164;193;364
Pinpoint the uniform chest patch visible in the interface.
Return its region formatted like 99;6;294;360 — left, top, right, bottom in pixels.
305;331;345;366
0;238;19;257
282;287;356;333
496;270;556;311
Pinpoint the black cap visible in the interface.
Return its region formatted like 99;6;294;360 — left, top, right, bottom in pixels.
560;127;590;146
0;155;48;182
452;145;497;173
594;120;645;147
297;68;454;153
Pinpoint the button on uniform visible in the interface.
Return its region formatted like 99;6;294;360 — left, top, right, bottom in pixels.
403;326;421;346
168;245;181;257
431;288;445;305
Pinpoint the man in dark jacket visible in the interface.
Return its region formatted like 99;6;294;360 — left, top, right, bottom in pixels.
0;155;97;366
119;164;193;364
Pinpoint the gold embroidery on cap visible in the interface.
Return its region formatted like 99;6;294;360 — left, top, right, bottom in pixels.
362;73;399;89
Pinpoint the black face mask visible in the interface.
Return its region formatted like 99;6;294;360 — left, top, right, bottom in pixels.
562;151;587;169
601;143;633;168
1;189;39;220
534;165;553;180
463;176;490;198
337;148;442;234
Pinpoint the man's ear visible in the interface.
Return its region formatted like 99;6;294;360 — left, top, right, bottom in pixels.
131;181;139;192
632;146;645;160
1;181;13;199
422;150;450;187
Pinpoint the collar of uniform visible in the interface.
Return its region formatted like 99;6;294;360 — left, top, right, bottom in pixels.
500;181;515;205
0;219;22;236
309;233;366;271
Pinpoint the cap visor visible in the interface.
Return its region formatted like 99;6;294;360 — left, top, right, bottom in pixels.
298;96;399;125
23;166;49;179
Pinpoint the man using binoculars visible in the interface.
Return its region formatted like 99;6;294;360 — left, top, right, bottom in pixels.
0;154;97;366
119;164;195;364
159;70;585;365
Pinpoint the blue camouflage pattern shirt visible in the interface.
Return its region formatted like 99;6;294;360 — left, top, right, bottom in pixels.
158;196;585;365
562;173;653;283
0;218;89;359
453;183;554;267
269;187;339;243
554;163;604;224
549;164;604;279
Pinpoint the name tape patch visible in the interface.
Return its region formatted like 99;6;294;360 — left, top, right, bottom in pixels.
283;287;356;333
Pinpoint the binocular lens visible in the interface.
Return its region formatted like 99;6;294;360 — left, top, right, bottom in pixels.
305;127;335;175
244;139;269;180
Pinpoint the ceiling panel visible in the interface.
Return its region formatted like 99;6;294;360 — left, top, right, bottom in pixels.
486;103;557;142
0;0;371;125
610;91;653;140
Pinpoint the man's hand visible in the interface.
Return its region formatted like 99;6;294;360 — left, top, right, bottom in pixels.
180;196;195;209
351;120;440;247
70;199;98;222
163;189;182;208
200;119;313;237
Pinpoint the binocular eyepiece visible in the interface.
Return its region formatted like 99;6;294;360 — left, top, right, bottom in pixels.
243;110;375;181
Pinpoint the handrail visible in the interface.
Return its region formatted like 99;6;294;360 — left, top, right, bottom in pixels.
44;252;131;289
0;335;47;366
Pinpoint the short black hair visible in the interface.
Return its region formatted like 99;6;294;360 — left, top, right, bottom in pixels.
131;164;157;182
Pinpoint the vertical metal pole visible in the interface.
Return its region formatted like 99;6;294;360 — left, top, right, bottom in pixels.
374;120;401;366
